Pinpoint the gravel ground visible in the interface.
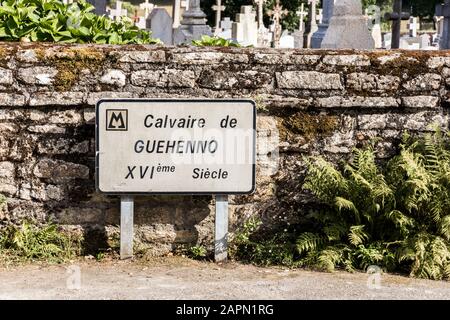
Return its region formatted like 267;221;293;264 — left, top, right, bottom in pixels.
0;257;449;300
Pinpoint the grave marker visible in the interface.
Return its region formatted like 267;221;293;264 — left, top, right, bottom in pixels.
436;0;450;49
232;6;258;47
385;0;410;49
267;0;288;48
322;0;374;49
212;0;226;35
147;8;173;45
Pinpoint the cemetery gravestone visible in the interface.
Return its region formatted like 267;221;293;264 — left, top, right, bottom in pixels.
217;17;233;39
366;5;382;49
147;8;173;45
304;0;319;48
311;0;334;48
321;0;374;49
436;0;450;49
267;0;288;48
140;0;155;19
232;6;258;47
408;17;418;37
173;0;212;44
385;0;410;49
212;0;226;35
294;3;308;48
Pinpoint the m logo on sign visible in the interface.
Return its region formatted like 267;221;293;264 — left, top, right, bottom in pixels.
106;109;128;131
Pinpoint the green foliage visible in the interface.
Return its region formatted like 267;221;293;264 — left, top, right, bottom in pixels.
231;217;298;267
298;130;450;280
0;220;82;263
188;245;207;260
0;0;158;44
192;35;241;47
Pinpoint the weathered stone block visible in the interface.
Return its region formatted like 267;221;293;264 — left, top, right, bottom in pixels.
33;159;89;183
198;70;272;90
0;123;19;133
317;96;399;108
0;161;15;178
100;69;127;87
115;50;166;63
166;69;196;88
171;51;249;64
427;56;450;69
401;96;440;109
86;92;138;106
0;67;13;85
29;92;85;106
48;110;83;124
18;66;58;85
276;71;343;90
346;73;400;92
0;93;27;107
323;54;371;66
27;125;65;134
253;53;320;65
403;74;441;92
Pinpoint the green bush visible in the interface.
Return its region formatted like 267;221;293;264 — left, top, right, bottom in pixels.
188;245;208;260
0;220;82;263
299;130;450;279
0;0;158;44
192;35;241;47
230;217;298;267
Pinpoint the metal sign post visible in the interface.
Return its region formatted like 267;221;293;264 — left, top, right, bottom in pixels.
215;194;229;262
120;196;134;259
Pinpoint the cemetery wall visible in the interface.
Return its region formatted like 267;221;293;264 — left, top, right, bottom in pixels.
0;43;449;255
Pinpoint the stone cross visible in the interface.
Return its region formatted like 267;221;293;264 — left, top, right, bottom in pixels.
296;3;308;32
436;0;450;49
304;0;319;48
267;0;288;48
139;0;154;19
408;16;418;37
172;0;190;28
385;0;410;49
109;0;127;21
212;0;226;35
254;0;267;29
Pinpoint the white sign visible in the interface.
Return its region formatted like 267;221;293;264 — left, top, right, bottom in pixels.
96;99;256;194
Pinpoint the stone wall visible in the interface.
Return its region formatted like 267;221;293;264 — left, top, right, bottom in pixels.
0;43;449;255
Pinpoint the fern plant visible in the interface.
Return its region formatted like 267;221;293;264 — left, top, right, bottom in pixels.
299;130;450;279
0;220;82;263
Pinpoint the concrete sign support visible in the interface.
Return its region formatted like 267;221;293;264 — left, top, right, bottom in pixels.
215;194;229;262
120;196;134;259
96;99;256;261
